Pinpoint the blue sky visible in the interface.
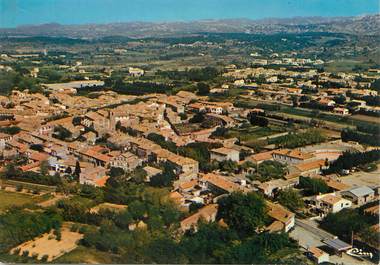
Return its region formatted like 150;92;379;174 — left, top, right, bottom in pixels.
0;0;378;28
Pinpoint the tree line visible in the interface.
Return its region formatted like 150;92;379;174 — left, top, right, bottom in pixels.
324;149;380;174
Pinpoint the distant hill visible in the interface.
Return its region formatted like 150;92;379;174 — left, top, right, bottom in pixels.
0;15;378;39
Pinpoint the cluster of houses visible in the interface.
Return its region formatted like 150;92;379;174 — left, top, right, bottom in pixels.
0;77;378;253
224;65;380;116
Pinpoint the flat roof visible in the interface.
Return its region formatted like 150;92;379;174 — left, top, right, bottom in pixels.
323;238;352;251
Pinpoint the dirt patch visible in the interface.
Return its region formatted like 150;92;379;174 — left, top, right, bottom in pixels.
89;202;127;214
10;223;83;262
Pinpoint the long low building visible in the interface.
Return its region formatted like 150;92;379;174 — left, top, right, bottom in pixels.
42;80;105;93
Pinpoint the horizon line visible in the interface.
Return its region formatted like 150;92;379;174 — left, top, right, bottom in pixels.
1;13;377;30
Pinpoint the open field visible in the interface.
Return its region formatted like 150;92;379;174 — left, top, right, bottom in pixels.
325;59;376;72
10;223;83;262
225;125;286;143
0;190;50;212
351;114;380;124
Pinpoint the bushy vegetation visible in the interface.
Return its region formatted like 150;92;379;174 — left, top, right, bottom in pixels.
276;188;305;212
248;113;269;127
320;208;379;247
341;128;380;146
269;129;325;148
298;176;330;195
217;192;268;237
2;163;61;186
248;160;287;182
53;125;73;141
0;71;42;95
0;126;21;135
324;149;380;174
0;208;62;252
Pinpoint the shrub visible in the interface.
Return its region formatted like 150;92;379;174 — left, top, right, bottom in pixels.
41;255;49;262
70;223;80;232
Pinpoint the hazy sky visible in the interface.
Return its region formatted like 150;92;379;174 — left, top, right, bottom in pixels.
0;0;378;28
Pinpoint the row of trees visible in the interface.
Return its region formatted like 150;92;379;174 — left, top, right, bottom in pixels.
0;126;21;135
269;129;326;148
324;149;380;174
341;128;380;146
2;162;62;186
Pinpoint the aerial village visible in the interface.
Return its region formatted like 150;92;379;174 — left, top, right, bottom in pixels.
0;41;379;264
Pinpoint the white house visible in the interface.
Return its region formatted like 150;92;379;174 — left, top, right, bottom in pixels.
210;147;240;162
310;193;352;216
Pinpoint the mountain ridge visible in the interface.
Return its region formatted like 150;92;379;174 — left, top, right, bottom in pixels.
0;14;378;39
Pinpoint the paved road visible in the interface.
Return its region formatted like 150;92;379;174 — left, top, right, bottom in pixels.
291;218;374;265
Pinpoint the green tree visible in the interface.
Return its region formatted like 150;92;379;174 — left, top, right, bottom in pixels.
298;176;330;195
80;184;104;202
180;222;239;264
74;161;81;180
40;160;50;176
53;125;72;140
189;112;205;123
145;237;186;263
248;113;269;127
277;188;304;211
217;192;268;237
196;82;210;96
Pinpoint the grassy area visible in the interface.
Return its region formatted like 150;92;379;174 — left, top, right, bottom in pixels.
0;190;40;212
275;106;375;128
325;59;375;72
225;125;285;142
53;246;116;264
